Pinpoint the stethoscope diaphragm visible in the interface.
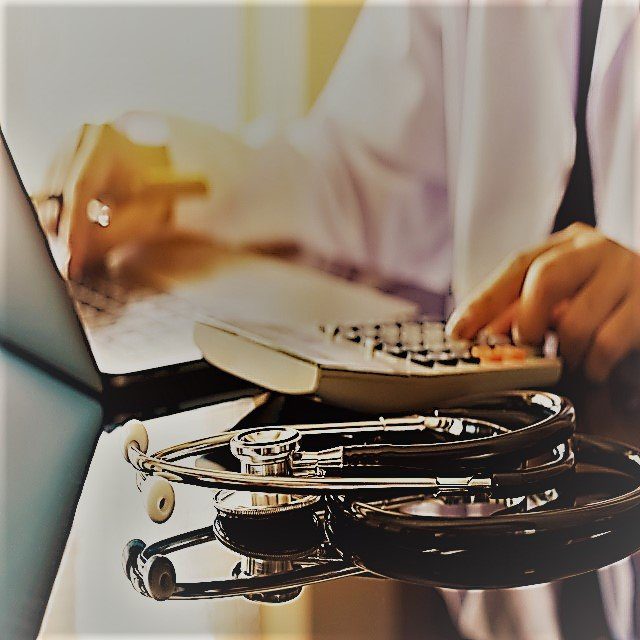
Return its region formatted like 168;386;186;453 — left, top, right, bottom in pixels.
213;489;324;557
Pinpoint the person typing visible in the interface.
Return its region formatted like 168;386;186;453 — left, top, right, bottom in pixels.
33;4;639;389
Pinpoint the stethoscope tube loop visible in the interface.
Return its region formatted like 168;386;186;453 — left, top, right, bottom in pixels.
328;434;640;536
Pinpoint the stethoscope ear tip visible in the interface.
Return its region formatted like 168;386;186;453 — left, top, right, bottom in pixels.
122;419;148;463
142;554;176;601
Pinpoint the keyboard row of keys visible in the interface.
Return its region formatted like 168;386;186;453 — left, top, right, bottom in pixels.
320;321;530;368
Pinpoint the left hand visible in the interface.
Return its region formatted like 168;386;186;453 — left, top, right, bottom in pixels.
446;223;640;383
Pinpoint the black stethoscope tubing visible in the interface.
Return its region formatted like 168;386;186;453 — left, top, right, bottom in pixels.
322;434;640;589
186;391;576;480
326;435;640;535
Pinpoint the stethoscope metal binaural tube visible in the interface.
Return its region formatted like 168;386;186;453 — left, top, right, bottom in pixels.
123;392;575;495
128;443;496;492
124;526;365;601
128;440;573;493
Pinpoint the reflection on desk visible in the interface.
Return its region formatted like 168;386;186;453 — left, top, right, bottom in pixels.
41;397;404;639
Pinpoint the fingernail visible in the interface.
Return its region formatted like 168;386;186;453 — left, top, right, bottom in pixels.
445;317;465;338
37;198;61;234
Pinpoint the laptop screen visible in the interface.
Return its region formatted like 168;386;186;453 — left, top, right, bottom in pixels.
0;130;102;393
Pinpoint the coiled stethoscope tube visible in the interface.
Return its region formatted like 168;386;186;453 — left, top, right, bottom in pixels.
325;434;640;589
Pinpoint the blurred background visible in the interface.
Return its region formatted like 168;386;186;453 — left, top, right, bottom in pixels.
2;1;362;191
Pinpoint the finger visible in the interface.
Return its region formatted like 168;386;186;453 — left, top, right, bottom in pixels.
59;124;111;279
514;237;608;345
37;125;88;201
482;300;519;336
584;293;640;383
31;196;62;234
446;224;591;339
555;248;633;368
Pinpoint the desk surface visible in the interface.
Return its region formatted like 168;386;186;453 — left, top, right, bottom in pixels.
40;367;640;639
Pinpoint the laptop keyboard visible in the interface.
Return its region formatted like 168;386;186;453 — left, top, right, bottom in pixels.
69;280;202;367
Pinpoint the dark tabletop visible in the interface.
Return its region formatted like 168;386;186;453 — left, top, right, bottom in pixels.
40;356;640;640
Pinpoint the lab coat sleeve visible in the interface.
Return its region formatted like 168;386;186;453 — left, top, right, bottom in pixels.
164;4;453;294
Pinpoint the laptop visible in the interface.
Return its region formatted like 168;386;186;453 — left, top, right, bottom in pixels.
0;130;416;416
0;129;249;418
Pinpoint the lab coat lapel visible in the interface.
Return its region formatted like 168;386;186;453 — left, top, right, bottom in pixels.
588;0;638;248
451;4;576;301
592;0;638;88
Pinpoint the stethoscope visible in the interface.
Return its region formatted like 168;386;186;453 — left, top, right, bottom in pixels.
120;390;640;598
123;433;640;600
122;391;576;524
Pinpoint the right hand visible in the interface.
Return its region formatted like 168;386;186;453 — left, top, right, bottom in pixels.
32;122;201;280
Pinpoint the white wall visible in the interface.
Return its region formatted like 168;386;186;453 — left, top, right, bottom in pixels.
244;3;306;125
2;2;244;191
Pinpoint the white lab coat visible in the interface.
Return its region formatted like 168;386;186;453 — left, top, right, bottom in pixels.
136;2;640;638
162;0;639;305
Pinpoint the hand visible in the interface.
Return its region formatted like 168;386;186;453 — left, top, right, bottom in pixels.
446;223;640;382
32;122;206;280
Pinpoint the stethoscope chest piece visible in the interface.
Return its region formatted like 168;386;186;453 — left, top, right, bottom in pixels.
230;427;302;476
